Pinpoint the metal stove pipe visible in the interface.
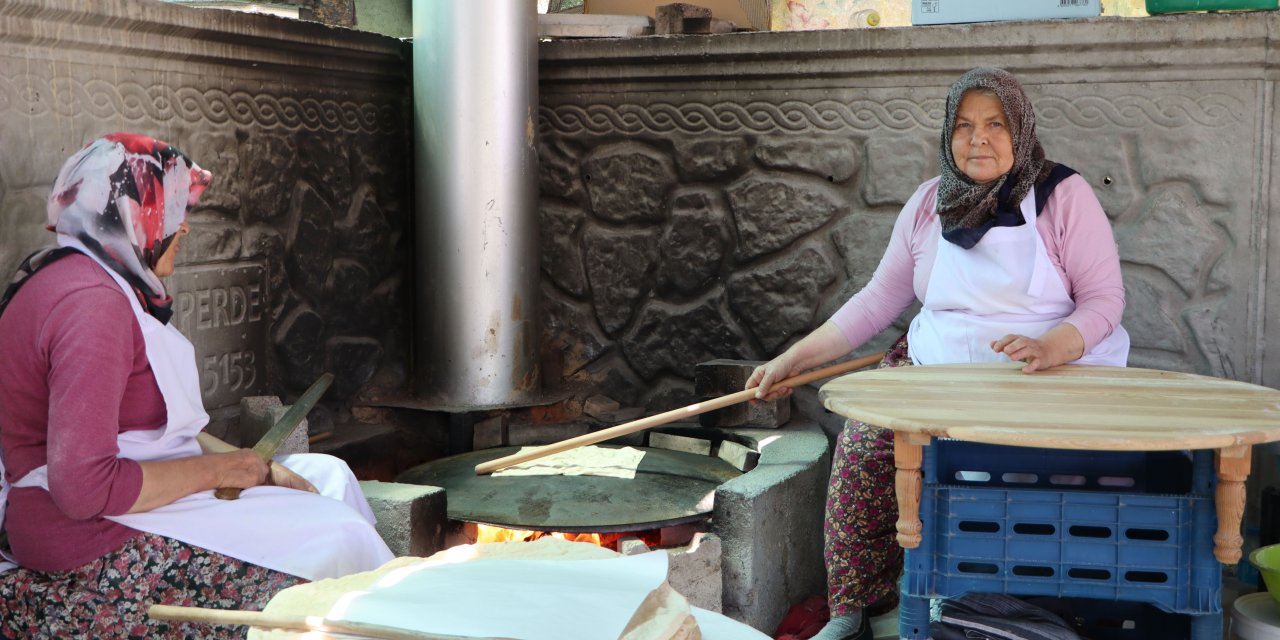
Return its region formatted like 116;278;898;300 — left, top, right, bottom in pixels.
412;0;540;409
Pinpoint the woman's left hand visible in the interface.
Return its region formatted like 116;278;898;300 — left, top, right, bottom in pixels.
991;323;1085;373
268;462;319;494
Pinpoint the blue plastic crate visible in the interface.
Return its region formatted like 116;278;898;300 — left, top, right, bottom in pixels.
901;596;1222;640
903;441;1220;615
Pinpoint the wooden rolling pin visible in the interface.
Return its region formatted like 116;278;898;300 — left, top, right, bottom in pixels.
474;351;886;475
148;604;514;640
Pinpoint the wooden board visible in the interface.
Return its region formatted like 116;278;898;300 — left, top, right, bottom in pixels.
819;363;1280;451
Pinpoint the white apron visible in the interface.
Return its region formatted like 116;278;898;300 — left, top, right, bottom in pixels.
0;239;393;579
907;187;1129;366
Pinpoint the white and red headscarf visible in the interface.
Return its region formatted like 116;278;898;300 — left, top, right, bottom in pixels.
0;133;212;323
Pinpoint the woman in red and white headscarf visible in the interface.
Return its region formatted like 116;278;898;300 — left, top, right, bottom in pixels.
0;133;392;639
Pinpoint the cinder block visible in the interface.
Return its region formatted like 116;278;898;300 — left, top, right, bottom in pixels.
694;359;790;428
239;396;309;456
358;480;447;558
717;439;760;472
667;532;723;613
650;432;712;456
473;415;508;450
618;536;650;556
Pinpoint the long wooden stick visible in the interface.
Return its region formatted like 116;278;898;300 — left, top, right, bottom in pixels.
475;352;886;475
148;604;513;640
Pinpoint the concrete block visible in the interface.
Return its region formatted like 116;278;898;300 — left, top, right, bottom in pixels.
239;396;309;456
358;480;447;558
667;532;723;613
473;415;508;450
695;359;790;428
717;439;760;472
584;394;622;419
618;536;650;556
651;432;713;456
713;420;830;631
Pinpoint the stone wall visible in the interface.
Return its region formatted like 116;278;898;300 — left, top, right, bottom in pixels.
536;13;1275;411
0;0;411;413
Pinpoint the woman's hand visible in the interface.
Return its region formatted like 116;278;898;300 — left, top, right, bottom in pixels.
211;449;271;490
991;323;1085;373
747;353;803;402
269;461;319;494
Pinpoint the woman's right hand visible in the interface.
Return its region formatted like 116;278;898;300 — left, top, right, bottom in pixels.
747;352;802;402
210;449;271;490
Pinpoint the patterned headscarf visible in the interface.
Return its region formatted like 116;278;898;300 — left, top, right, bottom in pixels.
0;133;212;323
937;67;1058;249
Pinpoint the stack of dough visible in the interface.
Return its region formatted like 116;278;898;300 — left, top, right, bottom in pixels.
250;537;699;640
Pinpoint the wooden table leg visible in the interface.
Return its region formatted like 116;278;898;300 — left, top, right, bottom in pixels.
894;432;930;549
1214;445;1253;564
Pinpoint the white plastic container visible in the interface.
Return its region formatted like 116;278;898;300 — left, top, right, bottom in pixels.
1233;593;1280;640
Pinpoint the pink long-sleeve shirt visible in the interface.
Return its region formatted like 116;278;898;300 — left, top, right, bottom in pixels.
0;253;163;572
830;175;1125;353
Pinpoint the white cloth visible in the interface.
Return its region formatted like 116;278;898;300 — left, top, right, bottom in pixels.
907;187;1129;367
0;239;392;579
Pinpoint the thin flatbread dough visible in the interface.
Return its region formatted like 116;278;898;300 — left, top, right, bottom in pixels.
491;445;646;479
249;538;699;640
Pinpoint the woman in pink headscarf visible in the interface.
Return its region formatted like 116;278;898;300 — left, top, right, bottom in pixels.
0;134;392;639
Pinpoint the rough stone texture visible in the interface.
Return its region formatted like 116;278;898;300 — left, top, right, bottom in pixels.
358;480;447;558
275;304;327;390
239;397;309;456
712;421;829;632
673;138;752;181
862;136;933;206
756;137;859;183
0;0;411;411
667;533;724;613
583;225;658;335
326;336;383;401
538;138;586;204
582;142;676;224
655;190;728;297
535;14;1278;442
621;293;747;380
694;359;790;428
726;174;846;261
727;247;837;352
540;200;589;296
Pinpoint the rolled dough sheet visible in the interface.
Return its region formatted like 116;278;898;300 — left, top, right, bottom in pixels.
491;445;646;479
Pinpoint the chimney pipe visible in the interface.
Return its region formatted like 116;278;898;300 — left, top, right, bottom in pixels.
412;0;540;409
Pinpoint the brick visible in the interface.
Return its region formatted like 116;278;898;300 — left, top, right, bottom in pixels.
650;432;713;456
694;359;790;428
473;415;509;450
583;394;622;419
358;480;447;558
717;439;759;472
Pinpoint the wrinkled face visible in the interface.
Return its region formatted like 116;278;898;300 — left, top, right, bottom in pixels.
951;90;1014;184
152;221;189;278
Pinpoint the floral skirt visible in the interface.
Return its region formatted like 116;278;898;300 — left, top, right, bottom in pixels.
823;334;913;617
0;532;303;639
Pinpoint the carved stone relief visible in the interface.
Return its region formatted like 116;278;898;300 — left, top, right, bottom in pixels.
0;6;410;410
536;79;1259;405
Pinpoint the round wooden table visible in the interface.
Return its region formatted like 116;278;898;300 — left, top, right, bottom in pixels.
820;362;1280;564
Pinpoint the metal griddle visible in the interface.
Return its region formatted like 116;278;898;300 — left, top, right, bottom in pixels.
395;445;742;533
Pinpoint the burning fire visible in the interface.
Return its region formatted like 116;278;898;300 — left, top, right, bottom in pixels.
472;524;661;551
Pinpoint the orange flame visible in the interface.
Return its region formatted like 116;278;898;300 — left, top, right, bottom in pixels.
472;524;661;550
